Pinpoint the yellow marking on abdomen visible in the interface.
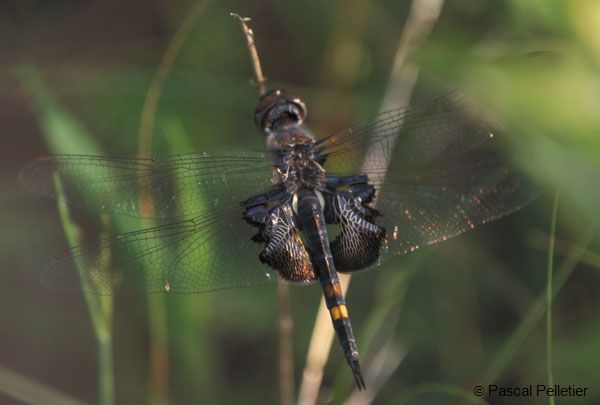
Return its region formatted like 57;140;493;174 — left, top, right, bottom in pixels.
330;304;349;321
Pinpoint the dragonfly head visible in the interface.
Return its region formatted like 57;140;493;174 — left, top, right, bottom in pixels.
255;89;306;133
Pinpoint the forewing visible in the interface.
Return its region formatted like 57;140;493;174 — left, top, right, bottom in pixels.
41;206;282;294
19;151;274;218
318;90;498;181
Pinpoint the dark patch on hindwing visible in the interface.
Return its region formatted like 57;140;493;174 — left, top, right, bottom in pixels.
244;203;316;283
326;186;386;272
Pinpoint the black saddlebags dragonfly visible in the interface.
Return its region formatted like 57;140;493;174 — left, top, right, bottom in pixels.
20;86;537;389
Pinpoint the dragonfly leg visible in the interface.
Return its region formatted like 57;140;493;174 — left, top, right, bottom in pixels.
325;174;369;188
239;185;286;208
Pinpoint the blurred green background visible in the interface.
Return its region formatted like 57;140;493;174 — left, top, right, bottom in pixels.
1;0;600;404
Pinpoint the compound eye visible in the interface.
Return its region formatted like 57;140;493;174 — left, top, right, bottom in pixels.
287;94;307;123
254;89;283;131
254;89;307;132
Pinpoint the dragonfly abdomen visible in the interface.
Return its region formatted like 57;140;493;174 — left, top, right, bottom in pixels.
296;191;366;390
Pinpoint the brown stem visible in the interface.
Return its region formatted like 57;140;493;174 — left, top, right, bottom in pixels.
231;12;294;405
277;284;295;405
230;13;267;96
298;0;446;402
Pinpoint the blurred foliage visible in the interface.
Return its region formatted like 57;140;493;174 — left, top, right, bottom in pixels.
1;0;600;404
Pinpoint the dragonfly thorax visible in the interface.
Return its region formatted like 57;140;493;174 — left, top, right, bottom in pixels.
269;136;326;196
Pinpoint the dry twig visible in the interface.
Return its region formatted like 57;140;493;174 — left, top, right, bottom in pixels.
299;1;446;402
231;13;294;405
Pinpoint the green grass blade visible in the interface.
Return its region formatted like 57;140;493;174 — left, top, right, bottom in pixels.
136;5;209;403
52;144;115;405
479;227;595;387
545;189;560;405
20;68;115;405
160;114;217;401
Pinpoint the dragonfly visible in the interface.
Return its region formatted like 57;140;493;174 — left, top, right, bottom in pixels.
19;83;538;390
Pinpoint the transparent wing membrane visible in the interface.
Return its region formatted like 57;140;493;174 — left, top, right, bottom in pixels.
23;87;538;293
319;90;538;261
319;90;499;176
374;151;539;256
41;207;281;294
19;151;274;218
